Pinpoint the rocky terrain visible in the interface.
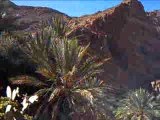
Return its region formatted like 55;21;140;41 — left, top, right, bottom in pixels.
0;0;70;32
0;0;160;90
68;0;160;89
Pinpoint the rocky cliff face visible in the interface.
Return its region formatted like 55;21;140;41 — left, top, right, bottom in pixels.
1;0;160;89
68;0;160;89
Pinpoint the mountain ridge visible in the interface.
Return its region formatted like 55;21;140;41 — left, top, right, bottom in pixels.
68;0;160;89
0;0;160;89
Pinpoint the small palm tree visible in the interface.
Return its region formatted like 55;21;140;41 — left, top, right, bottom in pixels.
114;88;160;120
11;17;109;120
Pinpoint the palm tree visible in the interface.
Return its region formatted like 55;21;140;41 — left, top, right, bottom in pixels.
10;17;109;120
114;88;160;120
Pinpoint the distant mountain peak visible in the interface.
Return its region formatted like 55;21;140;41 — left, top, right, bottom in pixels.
0;0;16;10
122;0;145;16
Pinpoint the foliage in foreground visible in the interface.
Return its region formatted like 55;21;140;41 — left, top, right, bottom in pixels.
30;37;107;120
7;17;110;120
0;86;37;120
114;88;160;120
1;15;160;120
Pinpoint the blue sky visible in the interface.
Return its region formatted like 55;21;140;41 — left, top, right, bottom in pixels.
11;0;160;17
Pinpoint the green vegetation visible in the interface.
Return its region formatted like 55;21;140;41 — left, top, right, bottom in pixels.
0;86;33;120
114;88;160;120
18;17;108;120
0;16;160;120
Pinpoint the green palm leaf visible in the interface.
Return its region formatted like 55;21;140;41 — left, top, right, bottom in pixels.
15;17;109;120
114;88;160;120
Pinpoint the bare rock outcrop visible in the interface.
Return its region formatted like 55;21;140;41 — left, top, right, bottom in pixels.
68;0;160;89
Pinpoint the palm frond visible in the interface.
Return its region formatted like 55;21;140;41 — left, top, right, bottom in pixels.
9;75;48;88
51;17;69;38
25;31;52;69
16;17;109;120
114;88;160;120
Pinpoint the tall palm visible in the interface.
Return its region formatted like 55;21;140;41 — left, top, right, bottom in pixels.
114;88;160;120
10;17;108;120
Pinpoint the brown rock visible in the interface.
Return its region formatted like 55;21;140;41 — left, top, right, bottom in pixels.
68;0;160;89
1;0;160;90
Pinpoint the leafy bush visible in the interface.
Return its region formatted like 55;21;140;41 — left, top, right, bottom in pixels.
0;86;35;120
114;88;160;120
0;97;18;119
8;17;109;120
0;32;36;76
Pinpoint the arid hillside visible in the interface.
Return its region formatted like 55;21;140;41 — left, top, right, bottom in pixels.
1;0;160;89
68;0;160;89
0;0;70;32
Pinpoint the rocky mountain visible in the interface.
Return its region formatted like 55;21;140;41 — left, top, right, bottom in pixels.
0;0;70;32
0;0;160;89
68;0;160;89
0;0;16;9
